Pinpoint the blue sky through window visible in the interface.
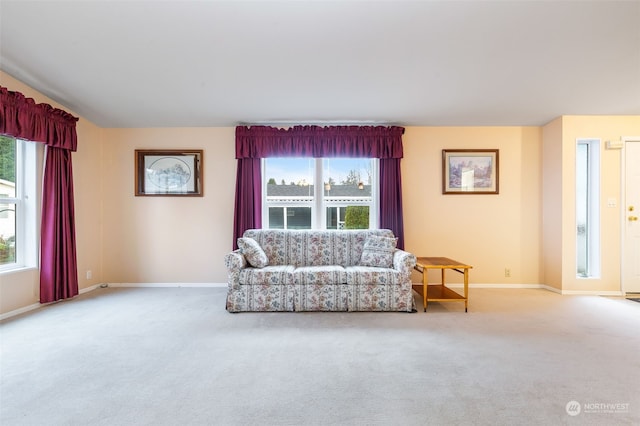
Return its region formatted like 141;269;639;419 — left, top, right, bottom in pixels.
265;158;372;186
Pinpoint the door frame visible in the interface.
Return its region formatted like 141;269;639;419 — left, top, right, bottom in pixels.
621;136;640;294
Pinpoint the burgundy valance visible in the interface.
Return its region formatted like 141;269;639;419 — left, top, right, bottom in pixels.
236;125;404;159
0;86;78;151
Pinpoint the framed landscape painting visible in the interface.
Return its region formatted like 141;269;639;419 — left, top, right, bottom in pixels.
442;149;499;194
135;149;203;196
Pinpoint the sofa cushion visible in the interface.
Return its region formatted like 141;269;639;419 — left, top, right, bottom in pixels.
239;265;295;286
346;266;402;286
359;235;397;268
294;265;347;285
238;237;269;268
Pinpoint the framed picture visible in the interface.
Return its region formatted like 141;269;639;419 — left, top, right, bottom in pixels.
135;149;203;196
442;149;499;194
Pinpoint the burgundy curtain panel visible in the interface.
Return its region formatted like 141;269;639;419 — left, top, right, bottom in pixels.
380;158;405;249
233;125;406;249
0;86;80;303
232;158;262;250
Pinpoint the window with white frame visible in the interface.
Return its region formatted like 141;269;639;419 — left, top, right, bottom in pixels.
0;136;39;271
576;139;600;278
263;157;378;230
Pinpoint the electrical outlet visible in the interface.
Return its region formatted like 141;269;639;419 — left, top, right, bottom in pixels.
86;270;92;280
504;268;511;278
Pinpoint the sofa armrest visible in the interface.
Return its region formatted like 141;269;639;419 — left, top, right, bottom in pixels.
224;250;247;273
393;249;417;274
225;250;246;291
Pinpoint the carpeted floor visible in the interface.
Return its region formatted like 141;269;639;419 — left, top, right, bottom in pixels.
1;286;639;425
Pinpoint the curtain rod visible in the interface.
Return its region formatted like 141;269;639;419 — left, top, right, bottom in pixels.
236;120;403;127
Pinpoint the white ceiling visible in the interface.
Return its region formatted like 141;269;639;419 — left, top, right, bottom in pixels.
1;1;639;128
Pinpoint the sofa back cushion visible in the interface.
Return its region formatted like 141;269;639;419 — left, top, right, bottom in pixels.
242;229;395;267
359;235;398;268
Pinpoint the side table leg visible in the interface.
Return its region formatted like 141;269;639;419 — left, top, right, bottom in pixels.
464;268;469;312
423;269;428;312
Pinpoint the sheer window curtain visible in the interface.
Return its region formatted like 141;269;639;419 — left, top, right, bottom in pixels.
0;86;79;303
233;125;406;249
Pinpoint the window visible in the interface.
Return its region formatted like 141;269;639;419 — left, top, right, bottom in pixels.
0;136;39;271
263;158;378;230
576;139;600;278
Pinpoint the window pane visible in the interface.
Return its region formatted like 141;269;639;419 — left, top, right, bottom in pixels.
0;136;16;188
0;136;16;266
576;143;588;277
576;139;600;278
286;207;311;229
322;158;372;199
0;204;16;265
268;206;312;229
326;206;339;229
268;207;285;229
326;205;370;229
265;158;314;192
344;206;369;229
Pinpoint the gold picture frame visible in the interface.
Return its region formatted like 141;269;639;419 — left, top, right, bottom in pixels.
442;149;499;194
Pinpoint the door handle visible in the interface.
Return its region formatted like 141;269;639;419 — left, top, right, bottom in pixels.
630;216;639;221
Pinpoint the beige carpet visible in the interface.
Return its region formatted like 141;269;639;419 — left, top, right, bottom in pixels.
1;286;639;425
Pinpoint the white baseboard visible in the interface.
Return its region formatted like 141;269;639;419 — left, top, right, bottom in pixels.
418;283;545;289
107;282;227;288
103;282;621;295
559;289;625;296
0;302;42;321
415;282;624;296
0;283;105;321
540;285;562;294
469;283;546;289
80;283;103;294
535;284;623;296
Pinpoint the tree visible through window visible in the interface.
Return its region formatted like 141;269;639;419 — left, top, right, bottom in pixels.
0;136;17;265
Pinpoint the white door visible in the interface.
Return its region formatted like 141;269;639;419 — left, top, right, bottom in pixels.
623;140;640;293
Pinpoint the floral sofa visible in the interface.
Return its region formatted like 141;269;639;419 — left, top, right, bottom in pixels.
224;229;416;312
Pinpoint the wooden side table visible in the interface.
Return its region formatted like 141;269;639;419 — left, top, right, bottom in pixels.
413;257;472;312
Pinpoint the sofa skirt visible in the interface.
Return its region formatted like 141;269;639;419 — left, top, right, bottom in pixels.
226;284;295;312
227;283;414;313
349;284;414;312
294;284;349;311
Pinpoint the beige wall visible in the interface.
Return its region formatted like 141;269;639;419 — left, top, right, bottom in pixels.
402;127;543;285
541;117;563;291
101;128;236;284
103;126;546;287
